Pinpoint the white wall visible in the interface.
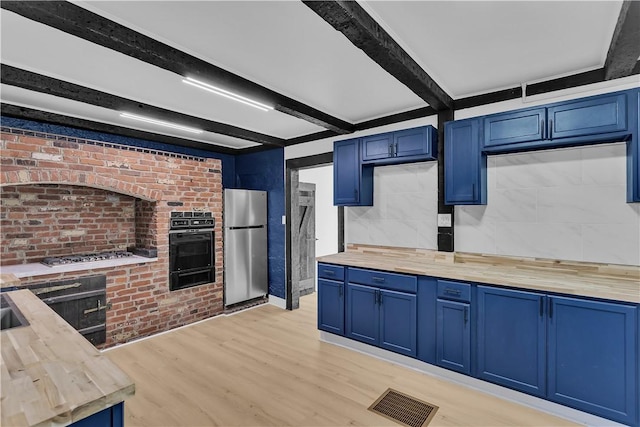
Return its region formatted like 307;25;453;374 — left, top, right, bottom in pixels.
298;165;338;257
455;143;640;265
346;162;438;249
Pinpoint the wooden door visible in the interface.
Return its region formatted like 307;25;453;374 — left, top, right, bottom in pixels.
292;182;316;297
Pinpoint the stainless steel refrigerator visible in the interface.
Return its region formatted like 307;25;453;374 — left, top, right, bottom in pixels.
224;189;268;306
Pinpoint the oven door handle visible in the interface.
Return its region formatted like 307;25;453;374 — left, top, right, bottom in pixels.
169;228;214;234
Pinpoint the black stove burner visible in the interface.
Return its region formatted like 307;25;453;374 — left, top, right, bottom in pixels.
41;251;133;267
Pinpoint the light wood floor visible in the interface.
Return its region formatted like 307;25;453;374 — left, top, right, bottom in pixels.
105;295;577;427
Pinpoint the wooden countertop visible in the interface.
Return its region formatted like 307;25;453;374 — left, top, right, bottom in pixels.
317;245;640;303
1;290;135;427
0;273;20;288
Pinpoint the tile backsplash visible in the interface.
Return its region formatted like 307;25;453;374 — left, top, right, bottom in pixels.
456;142;640;266
346;162;438;249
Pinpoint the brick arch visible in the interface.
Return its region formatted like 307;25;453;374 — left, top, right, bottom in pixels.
0;169;162;202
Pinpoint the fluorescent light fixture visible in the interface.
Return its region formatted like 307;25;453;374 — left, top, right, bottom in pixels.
182;77;273;112
120;112;203;134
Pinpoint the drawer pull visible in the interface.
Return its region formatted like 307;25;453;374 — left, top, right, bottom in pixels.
322;270;335;276
445;288;462;296
372;277;385;283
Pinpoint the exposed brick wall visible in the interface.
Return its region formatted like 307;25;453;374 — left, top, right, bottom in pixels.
0;130;223;347
1;184;136;264
135;199;156;249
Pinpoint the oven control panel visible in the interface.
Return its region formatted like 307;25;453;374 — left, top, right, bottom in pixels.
170;211;214;229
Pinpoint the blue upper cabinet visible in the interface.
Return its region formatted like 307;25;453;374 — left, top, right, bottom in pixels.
394;126;437;160
483;107;546;148
483;93;628;152
549;93;627;140
547;296;637;426
361;125;437;165
447;88;639;205
361;132;393;162
444;118;486;205
333;139;373;206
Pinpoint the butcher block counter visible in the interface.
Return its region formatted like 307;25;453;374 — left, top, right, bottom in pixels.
1;289;134;427
317;244;640;303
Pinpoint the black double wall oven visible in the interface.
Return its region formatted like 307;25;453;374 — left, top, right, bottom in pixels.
169;212;215;291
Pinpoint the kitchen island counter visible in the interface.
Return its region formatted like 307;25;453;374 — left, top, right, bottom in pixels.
318;244;640;303
1;289;134;427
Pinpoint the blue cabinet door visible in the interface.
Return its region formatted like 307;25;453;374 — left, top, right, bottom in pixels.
629;89;640;202
362;133;392;162
548;93;627;140
71;402;124;427
333;139;373;206
318;278;344;335
436;299;471;374
379;289;417;357
477;286;546;397
548;296;637;426
444;118;486;205
394;126;435;159
334;139;361;205
483;107;546;148
346;284;379;345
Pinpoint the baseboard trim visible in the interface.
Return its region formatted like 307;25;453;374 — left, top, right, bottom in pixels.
268;295;287;309
320;332;625;427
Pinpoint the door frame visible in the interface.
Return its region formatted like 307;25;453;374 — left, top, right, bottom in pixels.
285;153;344;310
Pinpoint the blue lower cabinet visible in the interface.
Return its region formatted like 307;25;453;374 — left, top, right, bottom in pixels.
346;284;379;345
477;286;546;397
346;283;417;357
71;402;124;427
317;278;344;335
436;299;471;375
548;296;638;426
379;289;417;357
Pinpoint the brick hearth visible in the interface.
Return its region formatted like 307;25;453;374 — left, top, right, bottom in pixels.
0;130;223;347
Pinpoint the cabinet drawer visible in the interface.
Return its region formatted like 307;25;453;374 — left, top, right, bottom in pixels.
437;279;471;302
348;268;417;293
318;264;344;281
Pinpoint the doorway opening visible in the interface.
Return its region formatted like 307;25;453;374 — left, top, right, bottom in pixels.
286;154;344;310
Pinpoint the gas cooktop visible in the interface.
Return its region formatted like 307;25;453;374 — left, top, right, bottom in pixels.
41;251;133;267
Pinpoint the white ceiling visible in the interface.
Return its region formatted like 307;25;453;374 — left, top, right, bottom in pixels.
0;1;630;151
363;1;623;98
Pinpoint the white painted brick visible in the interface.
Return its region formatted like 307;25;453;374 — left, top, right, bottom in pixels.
60;229;86;237
31;152;63;161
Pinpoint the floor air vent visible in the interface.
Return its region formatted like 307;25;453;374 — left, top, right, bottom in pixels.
369;388;438;427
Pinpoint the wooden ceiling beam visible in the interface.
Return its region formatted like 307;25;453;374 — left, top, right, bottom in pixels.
604;1;640;80
1;65;285;147
303;1;453;111
0;0;354;134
